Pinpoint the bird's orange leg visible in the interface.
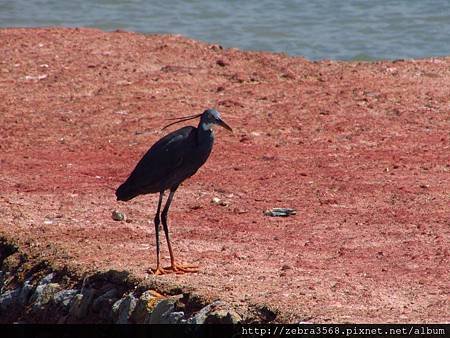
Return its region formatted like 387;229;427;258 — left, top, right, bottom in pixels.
166;237;199;274
162;188;199;274
151;265;168;275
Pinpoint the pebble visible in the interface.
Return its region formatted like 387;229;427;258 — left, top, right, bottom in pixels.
112;210;126;221
264;207;296;217
211;197;228;206
24;74;47;81
216;59;228;67
281;264;292;271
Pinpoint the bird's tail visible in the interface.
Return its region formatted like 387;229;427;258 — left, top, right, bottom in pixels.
116;182;138;201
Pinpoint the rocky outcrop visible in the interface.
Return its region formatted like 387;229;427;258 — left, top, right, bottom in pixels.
0;241;245;324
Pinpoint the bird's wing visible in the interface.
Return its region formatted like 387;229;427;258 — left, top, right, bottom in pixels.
124;126;195;191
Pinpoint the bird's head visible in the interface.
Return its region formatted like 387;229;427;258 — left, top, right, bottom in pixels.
162;108;233;132
200;109;233;132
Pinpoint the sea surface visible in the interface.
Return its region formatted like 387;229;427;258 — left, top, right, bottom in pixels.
1;0;450;60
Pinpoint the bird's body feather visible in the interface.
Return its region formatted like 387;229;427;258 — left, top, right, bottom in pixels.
116;125;214;201
115;108;231;274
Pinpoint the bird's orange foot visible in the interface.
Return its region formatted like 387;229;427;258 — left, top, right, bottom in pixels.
169;263;199;274
150;266;169;275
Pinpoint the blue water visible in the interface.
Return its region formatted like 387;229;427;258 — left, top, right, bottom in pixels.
1;0;450;60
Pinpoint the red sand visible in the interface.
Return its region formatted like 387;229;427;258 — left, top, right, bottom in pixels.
0;28;449;323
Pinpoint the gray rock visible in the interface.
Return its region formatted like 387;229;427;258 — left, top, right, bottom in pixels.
31;283;61;312
18;280;34;306
112;210;126;221
38;273;54;285
147;295;182;324
167;311;185;324
0;271;4;291
92;288;118;312
69;288;95;319
57;315;69;324
188;301;241;324
264;207;296;217
204;308;242;324
112;293;137;324
211;197;228;206
0;288;21;313
130;290;162;323
53;289;78;312
187;301;221;324
30;284;45;303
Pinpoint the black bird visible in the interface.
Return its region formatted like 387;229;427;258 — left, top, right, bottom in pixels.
116;108;232;275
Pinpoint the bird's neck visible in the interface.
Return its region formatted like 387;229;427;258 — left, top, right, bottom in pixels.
197;121;214;143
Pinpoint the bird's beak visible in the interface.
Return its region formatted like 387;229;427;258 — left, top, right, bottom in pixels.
217;119;233;132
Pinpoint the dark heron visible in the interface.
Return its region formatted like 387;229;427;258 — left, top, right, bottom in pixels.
116;108;232;275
